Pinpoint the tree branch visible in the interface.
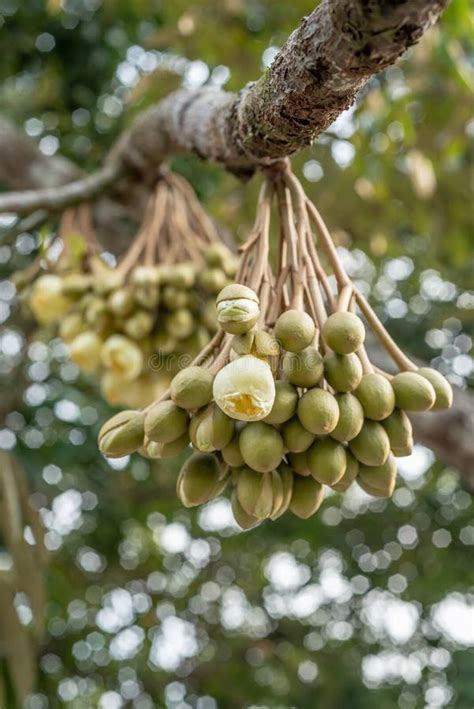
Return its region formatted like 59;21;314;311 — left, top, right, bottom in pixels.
0;0;449;214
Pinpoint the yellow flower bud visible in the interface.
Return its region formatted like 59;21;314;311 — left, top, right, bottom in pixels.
101;335;143;381
68;332;102;373
29;274;71;324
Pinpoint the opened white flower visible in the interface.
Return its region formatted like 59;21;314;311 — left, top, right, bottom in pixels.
68;332;102;373
213;355;275;421
29;274;71;324
101;334;143;381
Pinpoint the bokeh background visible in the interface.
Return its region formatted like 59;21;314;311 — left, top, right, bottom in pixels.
0;1;473;707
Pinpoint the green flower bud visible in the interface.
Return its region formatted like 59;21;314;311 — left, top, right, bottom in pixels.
68;331;102;373
357;454;397;497
264;381;298;425
92;268;124;295
205;243;233;269
221;435;245;468
201;299;219;331
61;273;92;296
417;367;453;411
381;409;413;457
146;431;190;459
281;417;314;453
282;347;324;388
123;310;155;339
216;283;260;335
322;312;365;355
108;288;134;317
170;366;214;410
287;450;311;477
330;393;364;442
270;465;294;520
324;352;363;392
134;285;160;309
177;452;225;507
239;422;284;473
162;286;189;310
167;263;196;289
392;371;436;412
349;420;390;467
231;490;261;530
297;388;340;435
354;373;395;421
213;356;275;422
307;438;347;486
101;335;143;381
154;330;177;355
289;476;324;519
84;297;109;330
331;450;359;493
98;410;145;458
145;400;188;443
236;467;275;519
165;308;195;340
274;309;316;352
199;268;228;294
189;403;234;452
131;265;160;287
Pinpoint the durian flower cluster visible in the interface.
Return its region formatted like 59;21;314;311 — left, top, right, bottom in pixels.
19;174;238;408
98;165;453;528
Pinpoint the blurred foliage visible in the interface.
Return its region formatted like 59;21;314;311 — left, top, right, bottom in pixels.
0;0;473;707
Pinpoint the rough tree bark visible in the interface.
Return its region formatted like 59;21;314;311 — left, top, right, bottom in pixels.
1;0;471;486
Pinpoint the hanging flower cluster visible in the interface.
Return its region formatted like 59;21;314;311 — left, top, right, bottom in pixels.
98;163;453;528
18;173;238;408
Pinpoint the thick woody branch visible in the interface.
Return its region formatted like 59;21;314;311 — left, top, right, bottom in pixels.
0;0;448;214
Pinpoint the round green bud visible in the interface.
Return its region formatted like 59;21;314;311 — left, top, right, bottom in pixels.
164;263;196;289
236;467;274;519
231;490;261;530
170;366;214;410
144;400;188;443
323;352;363;392
307;438;347;486
206;243;233;268
264;381;298;425
417;367;453;411
330;393;364;442
349;420;390;467
357;454;397;497
93;269;124;295
201;299;219;331
177;452;224;507
239;422;284;473
289;476;324;519
331;450;359;493
216;283;260;335
154;330;177;356
162;286;189;311
381;409;413;457
98;410;145;458
297;388;339;435
61;273;92;297
270;466;294;520
354;373;395;421
287;450;311;477
274;309;316;352
189;403;234;452
131;265;161;287
134;285;160;309
59;312;87;343
68;331;102;373
392;371;436;412
281;417;314;453
108;288;134;317
165;308;195;340
322;312;365;355
123;310;155;339
146;431;190;459
282;347;324;388
221;435;245;468
199;268;228;294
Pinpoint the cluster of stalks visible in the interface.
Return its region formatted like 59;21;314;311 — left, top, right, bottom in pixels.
96;162;453;527
17;173;237;408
